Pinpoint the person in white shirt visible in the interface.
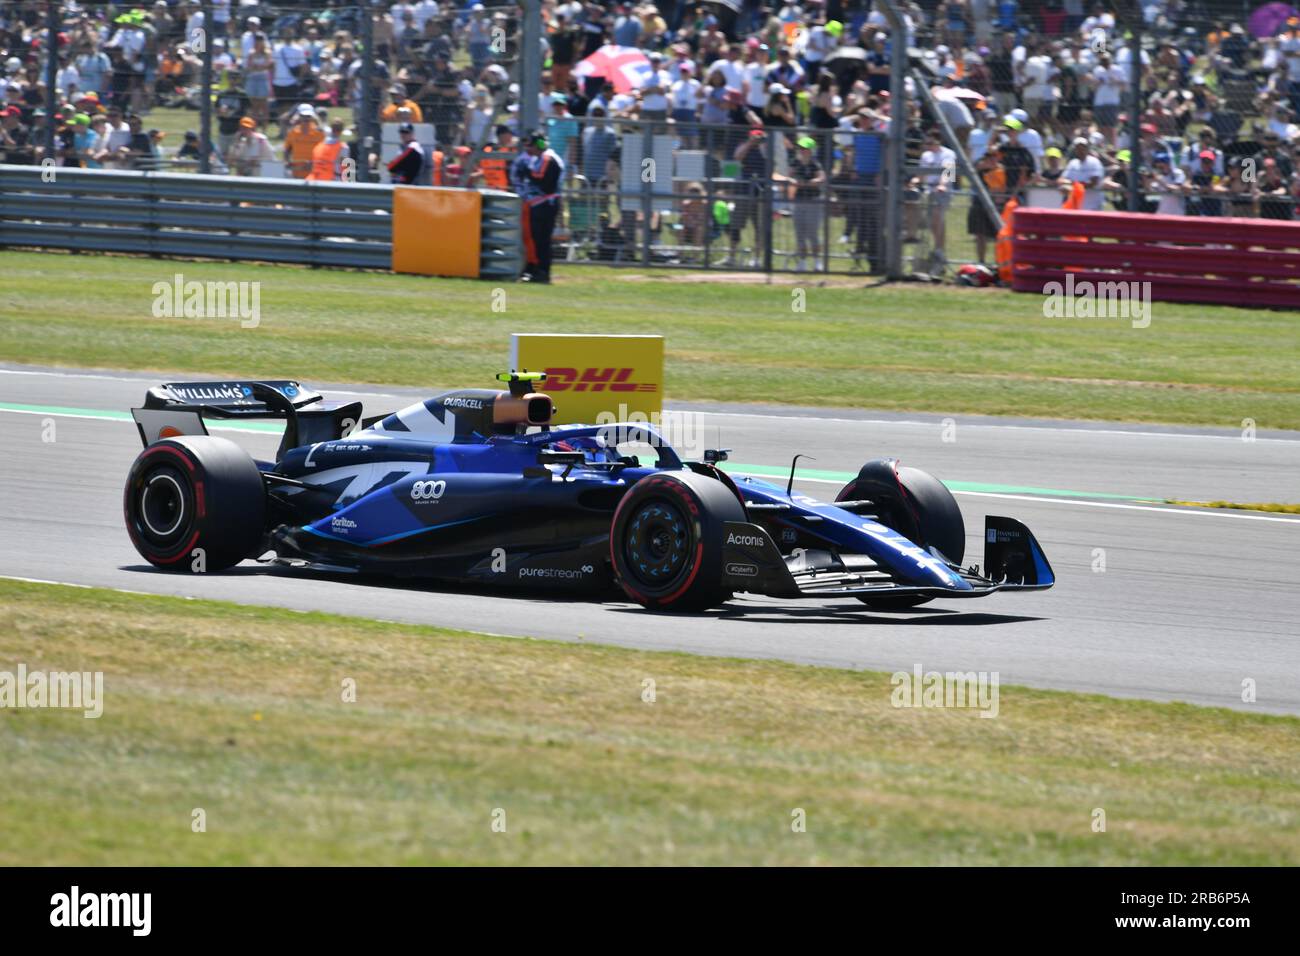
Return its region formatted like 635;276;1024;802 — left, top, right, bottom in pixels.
272;36;307;107
412;0;440;31
211;39;234;75
967;109;996;162
670;63;700;144
1022;46;1058;127
741;39;769;112
1062;137;1105;209
1149;151;1187;215
99;108;132;168
210;0;231;30
1089;53;1126;141
226;116;275;177
932;44;957;80
56;63;81;100
920;130;957;261
707;45;744;90
639;56;671;121
391;3;416;27
1266;104;1298;142
608;90;637;116
1080;7;1115;42
804;22;835;72
241;17;263;61
1282;30;1300;92
670;65;700;121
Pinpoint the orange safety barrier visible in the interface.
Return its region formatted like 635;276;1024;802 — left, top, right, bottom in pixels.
391;186;482;279
1010;208;1300;309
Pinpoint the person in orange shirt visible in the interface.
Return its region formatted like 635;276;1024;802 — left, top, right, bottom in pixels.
472;126;516;190
283;104;324;178
381;84;423;123
307;119;351;181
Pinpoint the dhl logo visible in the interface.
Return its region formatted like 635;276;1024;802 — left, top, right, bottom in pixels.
543;367;659;393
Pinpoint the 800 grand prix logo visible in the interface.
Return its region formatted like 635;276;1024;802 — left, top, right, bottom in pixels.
543;367;658;393
410;479;447;501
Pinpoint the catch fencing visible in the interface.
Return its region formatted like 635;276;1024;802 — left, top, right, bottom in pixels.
552;117;887;275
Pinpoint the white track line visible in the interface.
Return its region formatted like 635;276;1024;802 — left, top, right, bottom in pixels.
0;574;163;598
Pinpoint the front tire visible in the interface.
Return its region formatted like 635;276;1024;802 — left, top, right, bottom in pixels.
610;471;745;611
124;436;266;572
837;459;965;610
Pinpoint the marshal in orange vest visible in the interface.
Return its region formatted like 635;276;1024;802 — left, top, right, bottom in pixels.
307;140;344;181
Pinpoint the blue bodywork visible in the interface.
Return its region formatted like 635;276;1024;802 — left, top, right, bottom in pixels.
130;379;1055;600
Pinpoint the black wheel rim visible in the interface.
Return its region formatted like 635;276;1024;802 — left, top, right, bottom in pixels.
137;466;192;546
624;498;692;591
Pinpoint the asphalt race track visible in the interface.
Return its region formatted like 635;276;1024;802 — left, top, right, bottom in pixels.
3;363;1298;713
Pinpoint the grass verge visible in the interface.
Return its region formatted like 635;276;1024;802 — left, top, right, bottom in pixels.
1;250;1298;429
1165;500;1300;514
1;577;1297;865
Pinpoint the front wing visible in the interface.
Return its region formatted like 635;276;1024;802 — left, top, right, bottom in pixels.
719;515;1055;600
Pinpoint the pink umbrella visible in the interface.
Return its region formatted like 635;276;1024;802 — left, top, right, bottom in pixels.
574;45;654;94
1247;3;1299;38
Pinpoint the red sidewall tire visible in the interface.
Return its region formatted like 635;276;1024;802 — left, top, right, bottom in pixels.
124;436;266;573
610;471;744;611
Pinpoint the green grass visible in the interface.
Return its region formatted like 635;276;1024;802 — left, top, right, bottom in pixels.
1165;500;1300;514
1;249;1297;429
1;578;1298;865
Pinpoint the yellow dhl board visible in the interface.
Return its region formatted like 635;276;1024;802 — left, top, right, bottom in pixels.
508;333;664;425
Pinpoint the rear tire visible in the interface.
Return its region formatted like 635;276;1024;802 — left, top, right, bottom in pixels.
837;459;965;610
124;436;266;572
610;471;745;611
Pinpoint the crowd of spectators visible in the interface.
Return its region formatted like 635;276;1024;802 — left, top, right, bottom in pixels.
3;1;1300;261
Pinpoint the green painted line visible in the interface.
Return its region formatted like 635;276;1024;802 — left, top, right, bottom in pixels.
0;402;134;422
0;401;1157;502
0;402;284;433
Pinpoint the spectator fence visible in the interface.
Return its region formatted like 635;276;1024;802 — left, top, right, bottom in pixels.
552;116;888;275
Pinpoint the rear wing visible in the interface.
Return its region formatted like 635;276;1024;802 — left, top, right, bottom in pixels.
131;380;364;460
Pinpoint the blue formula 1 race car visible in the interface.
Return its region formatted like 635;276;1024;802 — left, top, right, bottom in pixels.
122;372;1054;611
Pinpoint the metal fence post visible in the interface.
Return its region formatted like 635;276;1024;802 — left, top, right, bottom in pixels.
822;136;831;274
881;0;907;279
703;124;715;268
763;129;774;273
198;1;213;175
641;121;653;266
358;3;375;183
1127;22;1143;213
44;0;57;162
519;0;541;136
